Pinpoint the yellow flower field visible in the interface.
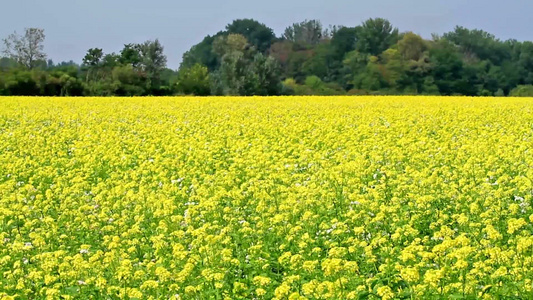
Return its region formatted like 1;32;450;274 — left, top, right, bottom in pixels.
1;96;533;299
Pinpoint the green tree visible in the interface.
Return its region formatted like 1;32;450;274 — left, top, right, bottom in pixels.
56;73;84;96
210;34;281;96
302;43;334;80
353;56;387;92
226;19;276;53
429;40;464;95
251;53;282;96
102;53;120;69
176;64;211;96
395;33;433;93
304;75;343;95
342;50;369;89
120;44;142;68
1;70;40;95
180;34;222;71
285;49;314;83
211;51;253;95
82;48;104;82
213;34;250;57
269;40;296;76
443;26;510;65
398;32;428;61
0;57;18;71
516;41;533;84
379;48;406;92
510;85;533;96
283;20;324;46
356;18;399;56
330;27;358;60
110;65;146;96
138;39;167;91
2;28;47;70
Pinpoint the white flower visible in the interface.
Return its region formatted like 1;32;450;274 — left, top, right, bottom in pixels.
171;178;184;184
514;195;525;201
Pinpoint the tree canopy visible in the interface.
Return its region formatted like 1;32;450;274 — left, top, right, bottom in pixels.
2;19;533;96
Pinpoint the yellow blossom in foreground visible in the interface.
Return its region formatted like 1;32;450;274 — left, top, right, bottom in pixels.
1;96;533;299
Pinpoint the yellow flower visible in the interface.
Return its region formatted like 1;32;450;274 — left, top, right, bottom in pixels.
127;288;143;299
253;276;272;286
376;286;394;300
2;96;533;298
184;286;197;294
140;280;159;290
507;218;527;234
400;267;420;282
275;283;291;298
256;288;267;296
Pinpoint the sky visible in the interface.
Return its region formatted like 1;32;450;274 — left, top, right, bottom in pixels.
1;0;532;69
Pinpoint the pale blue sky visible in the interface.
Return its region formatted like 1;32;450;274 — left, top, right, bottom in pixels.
1;0;532;69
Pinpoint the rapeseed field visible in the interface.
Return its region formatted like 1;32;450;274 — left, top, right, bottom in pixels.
1;96;533;299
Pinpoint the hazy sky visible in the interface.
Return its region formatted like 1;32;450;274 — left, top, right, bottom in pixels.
1;0;532;69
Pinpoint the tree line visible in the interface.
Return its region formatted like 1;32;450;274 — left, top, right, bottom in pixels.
1;18;533;96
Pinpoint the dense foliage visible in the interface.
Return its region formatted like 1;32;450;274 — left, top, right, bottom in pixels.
2;19;533;96
1;96;533;299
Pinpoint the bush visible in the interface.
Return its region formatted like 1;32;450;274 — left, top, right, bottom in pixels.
2;70;40;95
509;85;533;97
175;64;211;96
282;78;312;95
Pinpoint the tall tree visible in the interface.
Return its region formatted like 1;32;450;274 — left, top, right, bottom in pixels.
330;27;358;59
226;19;276;53
301;42;335;81
180;33;223;71
82;48;104;82
251;53;282;95
353;56;388;91
379;48;406;91
2;28;46;70
283;20;325;46
397;32;428;61
516;41;533;84
210;33;281;96
102;53;120;69
356;18;399;56
211;51;252;95
269;40;295;75
212;34;250;57
138;39;167;91
429;39;465;95
82;48;104;67
443;26;509;65
120;44;142;68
